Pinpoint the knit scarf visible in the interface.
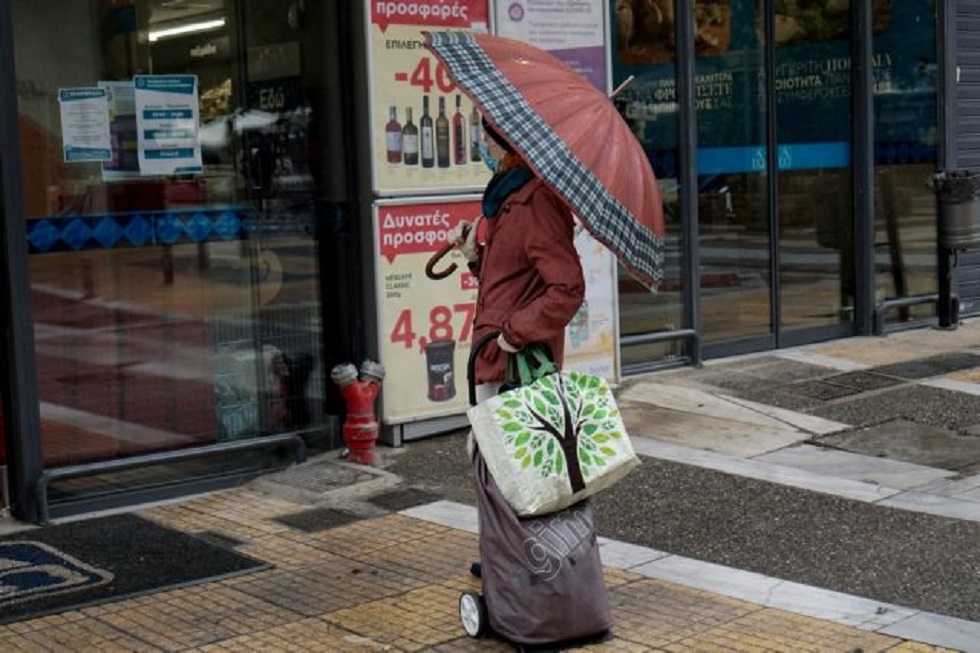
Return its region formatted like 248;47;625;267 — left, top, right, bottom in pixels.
482;156;534;218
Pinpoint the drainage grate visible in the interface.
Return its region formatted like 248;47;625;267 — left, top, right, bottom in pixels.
262;461;374;494
871;353;980;380
821;371;904;392
367;488;440;511
195;531;247;549
786;380;862;401
274;508;365;533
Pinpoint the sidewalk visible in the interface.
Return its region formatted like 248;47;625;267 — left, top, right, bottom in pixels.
0;486;958;652
2;319;979;651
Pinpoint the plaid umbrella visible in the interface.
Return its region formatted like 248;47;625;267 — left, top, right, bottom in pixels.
423;31;665;290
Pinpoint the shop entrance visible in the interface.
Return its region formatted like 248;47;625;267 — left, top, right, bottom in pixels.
697;1;857;354
9;0;356;517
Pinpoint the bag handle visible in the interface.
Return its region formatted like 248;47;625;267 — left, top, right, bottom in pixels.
468;331;501;406
511;345;557;385
467;333;558;405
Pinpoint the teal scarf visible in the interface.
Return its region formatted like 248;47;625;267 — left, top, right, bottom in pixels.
482;165;534;218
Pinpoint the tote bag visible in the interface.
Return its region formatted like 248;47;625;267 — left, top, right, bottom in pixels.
467;336;639;516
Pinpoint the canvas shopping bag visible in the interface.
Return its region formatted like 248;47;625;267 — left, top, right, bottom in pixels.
467;334;640;517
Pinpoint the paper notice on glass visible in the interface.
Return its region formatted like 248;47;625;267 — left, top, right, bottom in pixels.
99;80;141;181
134;75;203;175
58;88;112;163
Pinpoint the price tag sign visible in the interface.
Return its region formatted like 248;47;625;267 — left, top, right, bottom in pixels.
367;0;491;195
374;197;482;424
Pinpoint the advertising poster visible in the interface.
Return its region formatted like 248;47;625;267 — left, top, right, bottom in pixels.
493;0;608;91
57;88;112;163
564;229;618;380
134;74;203;176
368;0;491;195
374;197;482;424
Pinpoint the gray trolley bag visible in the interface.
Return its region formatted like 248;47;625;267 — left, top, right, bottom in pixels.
458;332;613;650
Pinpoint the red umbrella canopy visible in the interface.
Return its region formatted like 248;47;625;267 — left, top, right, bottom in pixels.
423;31;665;290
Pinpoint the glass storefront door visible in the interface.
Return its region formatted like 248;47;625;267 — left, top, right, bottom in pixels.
698;0;857;350
12;0;349;508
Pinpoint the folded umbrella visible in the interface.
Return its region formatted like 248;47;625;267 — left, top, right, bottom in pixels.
423;31;665;289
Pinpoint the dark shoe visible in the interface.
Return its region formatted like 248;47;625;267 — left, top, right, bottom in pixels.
469;562;482;578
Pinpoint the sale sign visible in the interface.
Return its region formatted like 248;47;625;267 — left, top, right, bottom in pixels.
367;0;492;195
374;197;482;424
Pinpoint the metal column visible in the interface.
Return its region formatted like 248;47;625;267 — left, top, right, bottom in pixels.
0;0;44;523
852;0;876;334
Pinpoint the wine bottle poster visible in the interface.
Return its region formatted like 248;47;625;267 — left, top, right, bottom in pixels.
372;196;482;424
367;0;491;196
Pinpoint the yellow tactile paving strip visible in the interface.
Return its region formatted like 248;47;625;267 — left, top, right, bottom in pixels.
0;488;961;652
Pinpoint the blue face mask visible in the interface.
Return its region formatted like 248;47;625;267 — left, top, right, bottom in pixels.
478;141;498;173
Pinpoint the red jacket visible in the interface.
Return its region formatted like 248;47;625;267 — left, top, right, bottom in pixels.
471;178;585;384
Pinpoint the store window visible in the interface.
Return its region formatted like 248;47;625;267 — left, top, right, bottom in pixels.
873;0;938;325
611;0;685;366
12;0;345;502
695;0;771;345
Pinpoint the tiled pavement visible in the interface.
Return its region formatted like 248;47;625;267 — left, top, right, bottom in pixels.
0;489;959;652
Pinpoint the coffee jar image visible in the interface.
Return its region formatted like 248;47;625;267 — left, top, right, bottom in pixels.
425;339;457;401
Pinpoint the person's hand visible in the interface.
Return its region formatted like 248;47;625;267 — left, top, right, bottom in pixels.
450;217;481;262
497;333;519;353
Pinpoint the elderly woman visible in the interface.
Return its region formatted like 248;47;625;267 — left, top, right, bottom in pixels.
455;118;585;394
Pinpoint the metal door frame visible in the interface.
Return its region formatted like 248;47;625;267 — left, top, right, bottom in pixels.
696;0;874;361
0;0;44;522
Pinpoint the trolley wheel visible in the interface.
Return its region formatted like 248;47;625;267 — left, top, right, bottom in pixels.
459;591;488;638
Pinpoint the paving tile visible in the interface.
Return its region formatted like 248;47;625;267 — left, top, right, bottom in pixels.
0;613;160;652
785;379;863;401
822;370;906;391
620;400;810;458
810;385;980;433
228;556;427;616
753;444;956;490
272;507;366;533
870;352;980;380
368;488;442;511
816;418;980;470
323;582;465;651
194;618;396;652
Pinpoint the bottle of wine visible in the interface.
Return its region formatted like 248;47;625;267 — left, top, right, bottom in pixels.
469;104;481;162
402;106;419;165
385;106;402;164
421;95;434;168
452;95;466;165
436;97;450;168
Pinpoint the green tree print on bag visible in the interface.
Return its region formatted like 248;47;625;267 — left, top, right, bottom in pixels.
494;371;626;492
467;341;640;517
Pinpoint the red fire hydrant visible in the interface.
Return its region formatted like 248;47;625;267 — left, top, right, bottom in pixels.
331;360;385;465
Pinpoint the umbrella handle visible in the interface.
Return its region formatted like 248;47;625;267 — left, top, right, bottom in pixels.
425;242;458;280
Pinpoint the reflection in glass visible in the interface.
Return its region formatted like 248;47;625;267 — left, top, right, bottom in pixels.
873;0;938;326
13;0;329;493
613;81;684;367
697;0;772;345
